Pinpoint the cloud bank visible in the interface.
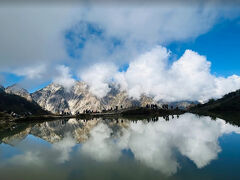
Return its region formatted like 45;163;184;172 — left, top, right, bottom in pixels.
82;46;240;102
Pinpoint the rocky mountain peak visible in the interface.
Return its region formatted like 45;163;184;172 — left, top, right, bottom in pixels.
42;83;65;92
31;81;156;114
5;84;32;101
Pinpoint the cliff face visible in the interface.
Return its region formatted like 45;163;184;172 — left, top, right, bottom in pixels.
31;82;156;114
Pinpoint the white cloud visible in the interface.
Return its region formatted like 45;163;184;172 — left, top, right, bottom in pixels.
82;5;219;44
215;75;240;97
79;63;117;98
61;4;240;76
0;5;79;70
0;5;80;89
79;45;240;101
53;65;76;90
80;45;240;101
115;46;170;99
67;4;240;101
115;46;240;102
13;64;47;80
0;2;239;98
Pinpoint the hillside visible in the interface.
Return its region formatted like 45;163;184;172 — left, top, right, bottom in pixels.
191;89;240;113
0;90;49;118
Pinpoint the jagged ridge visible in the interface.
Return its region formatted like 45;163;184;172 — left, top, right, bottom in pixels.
2;82;193;115
31;82;157;114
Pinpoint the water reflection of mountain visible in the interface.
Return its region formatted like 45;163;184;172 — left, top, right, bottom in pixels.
1;114;240;176
0;118;130;144
0;122;32;145
30;118;101;143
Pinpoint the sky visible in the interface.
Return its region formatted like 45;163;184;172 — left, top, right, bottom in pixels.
0;1;240;102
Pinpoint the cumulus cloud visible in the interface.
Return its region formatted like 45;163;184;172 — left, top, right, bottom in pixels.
113;46;240;102
115;46;170;99
66;4;240;101
53;65;76;90
79;63;117;98
82;46;240;102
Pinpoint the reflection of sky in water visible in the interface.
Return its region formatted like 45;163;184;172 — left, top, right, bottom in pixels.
1;113;240;179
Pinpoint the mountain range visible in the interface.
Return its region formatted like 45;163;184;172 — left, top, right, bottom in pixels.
1;82;155;115
0;82;195;116
1;81;240;124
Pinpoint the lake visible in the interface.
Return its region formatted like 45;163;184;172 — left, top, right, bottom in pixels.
0;113;240;180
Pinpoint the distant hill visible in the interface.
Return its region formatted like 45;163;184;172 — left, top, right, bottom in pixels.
0;90;49;117
191;89;240;113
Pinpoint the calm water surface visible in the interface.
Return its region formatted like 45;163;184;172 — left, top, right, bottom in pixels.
0;113;240;180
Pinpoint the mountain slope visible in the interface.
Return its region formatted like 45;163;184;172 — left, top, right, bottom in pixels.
0;90;49;116
31;83;71;114
191;89;240;113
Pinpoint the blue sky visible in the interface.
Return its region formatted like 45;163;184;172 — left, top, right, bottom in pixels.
167;17;240;77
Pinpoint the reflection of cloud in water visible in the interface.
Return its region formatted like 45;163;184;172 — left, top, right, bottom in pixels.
2;114;240;177
81;123;122;162
52;133;76;163
7;134;76;166
80;113;240;175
